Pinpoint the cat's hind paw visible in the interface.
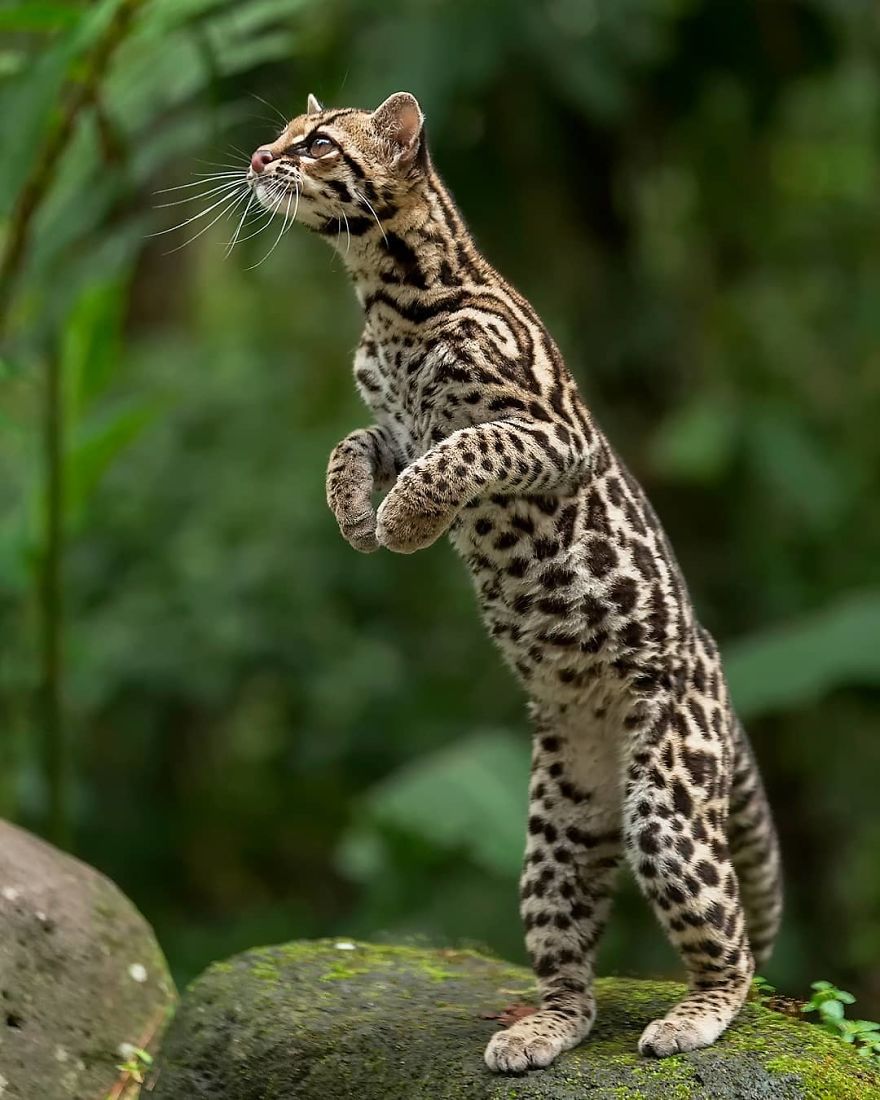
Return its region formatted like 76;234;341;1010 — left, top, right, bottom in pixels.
638;1018;708;1058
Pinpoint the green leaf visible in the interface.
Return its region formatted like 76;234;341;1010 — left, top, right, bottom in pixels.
335;826;387;883
820;999;846;1022
356;730;530;878
649;395;739;484
0;5;81;32
0;50;25;79
725;591;880;718
65;401;157;529
61;278;128;426
0;0;129;207
747;407;846;532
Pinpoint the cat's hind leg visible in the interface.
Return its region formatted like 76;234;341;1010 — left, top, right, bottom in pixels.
485;707;621;1073
624;700;754;1057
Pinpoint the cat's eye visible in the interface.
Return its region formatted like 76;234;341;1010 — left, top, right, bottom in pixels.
307;135;335;157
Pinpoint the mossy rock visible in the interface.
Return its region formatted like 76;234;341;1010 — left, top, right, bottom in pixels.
152;939;880;1099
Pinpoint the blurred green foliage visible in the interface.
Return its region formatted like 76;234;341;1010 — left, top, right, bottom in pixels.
1;0;879;1011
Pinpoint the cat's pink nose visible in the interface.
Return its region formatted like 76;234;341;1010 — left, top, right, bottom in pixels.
250;148;275;174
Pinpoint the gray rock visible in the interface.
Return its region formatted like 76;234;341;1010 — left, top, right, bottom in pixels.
152;939;880;1099
0;820;175;1100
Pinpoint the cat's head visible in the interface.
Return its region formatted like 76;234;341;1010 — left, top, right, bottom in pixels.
247;92;426;232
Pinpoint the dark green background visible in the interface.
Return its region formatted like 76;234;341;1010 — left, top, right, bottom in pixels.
1;0;879;1012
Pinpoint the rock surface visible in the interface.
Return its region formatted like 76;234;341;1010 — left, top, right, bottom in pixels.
0;820;175;1100
153;939;880;1099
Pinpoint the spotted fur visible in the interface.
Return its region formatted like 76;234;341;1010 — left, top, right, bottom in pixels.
248;92;783;1071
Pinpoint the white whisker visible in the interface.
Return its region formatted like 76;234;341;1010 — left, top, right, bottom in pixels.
149;185;248;237
290;178;300;226
154;173;245;195
225;143;252;160
353;188;388;246
249;92;289;128
155;179;244;208
161;188;250;255
247;188;293;270
235;186;285;244
235;208;276;244
341;208;351;255
225;191;255;255
195;159;250;171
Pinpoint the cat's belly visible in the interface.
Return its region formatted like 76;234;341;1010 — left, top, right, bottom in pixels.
449;496;613;704
358;347;439;465
447;485;674;722
383;419;424;467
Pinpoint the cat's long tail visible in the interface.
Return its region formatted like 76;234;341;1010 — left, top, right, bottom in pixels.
728;723;783;970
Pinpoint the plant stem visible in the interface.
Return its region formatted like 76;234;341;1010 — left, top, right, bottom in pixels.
40;349;67;847
1;0;146;846
0;0;146;333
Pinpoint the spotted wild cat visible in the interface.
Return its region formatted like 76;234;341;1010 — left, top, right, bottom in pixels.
243;92;783;1072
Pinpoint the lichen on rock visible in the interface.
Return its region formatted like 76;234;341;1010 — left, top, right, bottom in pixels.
0;820;175;1100
151;939;880;1099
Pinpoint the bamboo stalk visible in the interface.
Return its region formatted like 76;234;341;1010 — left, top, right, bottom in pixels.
40;349;66;847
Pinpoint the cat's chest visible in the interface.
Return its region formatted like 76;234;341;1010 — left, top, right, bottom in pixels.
353;337;450;461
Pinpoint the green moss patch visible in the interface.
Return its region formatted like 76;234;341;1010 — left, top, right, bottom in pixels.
152;940;880;1099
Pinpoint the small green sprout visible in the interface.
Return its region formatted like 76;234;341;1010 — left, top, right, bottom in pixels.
115;1046;153;1085
802;980;880;1064
752;975;777;1001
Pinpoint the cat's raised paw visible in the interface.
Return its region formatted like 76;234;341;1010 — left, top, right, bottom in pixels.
376;489;450;553
338;508;379;553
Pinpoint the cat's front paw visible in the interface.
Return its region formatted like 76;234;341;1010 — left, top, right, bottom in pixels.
484;1029;558;1073
376;487;451;554
484;1012;585;1073
337;507;379;553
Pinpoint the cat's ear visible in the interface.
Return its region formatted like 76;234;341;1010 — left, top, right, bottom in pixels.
371;92;424;166
307;93;323;116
